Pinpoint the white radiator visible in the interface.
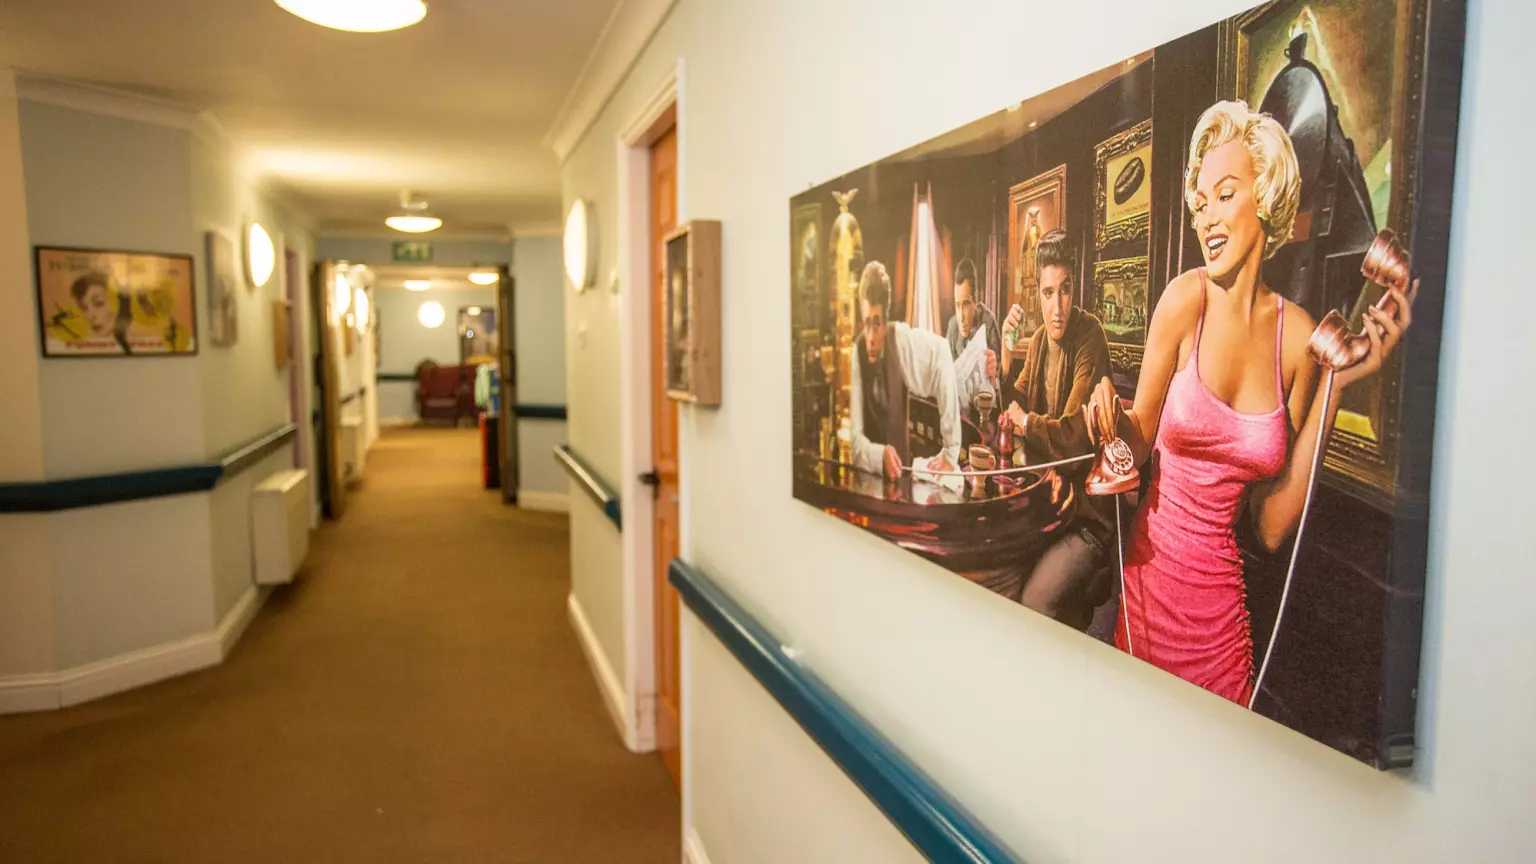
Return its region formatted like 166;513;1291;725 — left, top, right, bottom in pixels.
340;416;365;483
253;469;311;585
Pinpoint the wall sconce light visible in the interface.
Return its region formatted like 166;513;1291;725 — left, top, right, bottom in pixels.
418;300;445;328
247;222;275;289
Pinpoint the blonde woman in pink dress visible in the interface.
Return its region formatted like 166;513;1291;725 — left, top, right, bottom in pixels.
1080;101;1416;705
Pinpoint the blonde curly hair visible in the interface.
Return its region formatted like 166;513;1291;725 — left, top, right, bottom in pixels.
1184;100;1301;260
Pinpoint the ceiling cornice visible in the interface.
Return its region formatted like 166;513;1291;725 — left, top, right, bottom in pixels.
14;73;200;130
543;0;678;164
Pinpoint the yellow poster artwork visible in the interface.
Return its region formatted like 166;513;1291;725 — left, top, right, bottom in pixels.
35;247;197;357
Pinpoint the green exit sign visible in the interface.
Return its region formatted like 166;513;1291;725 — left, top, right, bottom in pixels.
392;241;433;263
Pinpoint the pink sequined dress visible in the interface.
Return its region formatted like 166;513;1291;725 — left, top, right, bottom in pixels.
1115;272;1289;705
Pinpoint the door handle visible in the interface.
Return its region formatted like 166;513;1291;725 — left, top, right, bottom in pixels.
638;470;661;486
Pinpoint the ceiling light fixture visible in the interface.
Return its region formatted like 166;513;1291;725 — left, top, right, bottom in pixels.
404;280;431;291
275;0;427;33
386;189;442;234
468;271;499;285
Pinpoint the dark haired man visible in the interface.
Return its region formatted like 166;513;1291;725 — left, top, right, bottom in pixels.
944;258;1000;408
850;261;961;480
1000;229;1116;635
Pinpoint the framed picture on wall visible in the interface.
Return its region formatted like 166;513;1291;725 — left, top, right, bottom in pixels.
663;219;721;405
206;230;239;347
34;245;197;357
787;0;1468;770
1006;164;1067;339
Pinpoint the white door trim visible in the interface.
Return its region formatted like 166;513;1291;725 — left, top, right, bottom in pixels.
614;58;686;756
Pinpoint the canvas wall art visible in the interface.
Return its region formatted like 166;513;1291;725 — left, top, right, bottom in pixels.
207;230;239;347
787;0;1466;769
35;246;197;357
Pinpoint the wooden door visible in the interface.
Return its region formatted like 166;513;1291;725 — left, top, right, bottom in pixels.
315;261;347;519
650;125;682;786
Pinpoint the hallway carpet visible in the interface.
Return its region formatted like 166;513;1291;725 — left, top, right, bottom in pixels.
0;427;679;864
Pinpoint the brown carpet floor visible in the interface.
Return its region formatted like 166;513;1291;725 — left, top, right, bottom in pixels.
0;427;679;864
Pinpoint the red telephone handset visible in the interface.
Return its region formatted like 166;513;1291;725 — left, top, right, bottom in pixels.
1306;228;1414;371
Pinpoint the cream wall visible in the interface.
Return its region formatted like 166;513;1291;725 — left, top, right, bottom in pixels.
0;74;56;682
511;234;568;499
1;81;316;701
561;0;1536;861
20;100;204;478
192;128;313;458
0;72;44;482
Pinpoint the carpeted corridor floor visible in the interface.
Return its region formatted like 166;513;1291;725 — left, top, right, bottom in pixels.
0;427;679;863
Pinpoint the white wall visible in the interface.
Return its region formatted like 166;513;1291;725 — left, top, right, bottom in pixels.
0;73;56;681
0;83;316;693
20;99;204;477
562;0;1536;861
192;128;313;458
512;234;568;499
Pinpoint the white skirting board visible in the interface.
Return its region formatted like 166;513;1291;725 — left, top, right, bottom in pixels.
567;592;642;750
684;830;713;864
518;489;570;513
0;585;264;714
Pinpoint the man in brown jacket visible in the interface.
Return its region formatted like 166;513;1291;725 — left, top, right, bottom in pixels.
1000;229;1116;635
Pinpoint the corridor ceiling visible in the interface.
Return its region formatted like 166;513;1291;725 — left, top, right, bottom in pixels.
0;0;619;235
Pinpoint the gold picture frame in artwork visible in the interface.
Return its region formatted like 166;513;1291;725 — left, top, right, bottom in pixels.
664;219;722;406
1093;119;1153;251
1093;256;1149;379
1006;164;1067;343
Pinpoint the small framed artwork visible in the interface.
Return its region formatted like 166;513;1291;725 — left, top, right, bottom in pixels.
663;219;721;406
207;230;239;346
272;300;292;369
34;245;197;357
1094;119;1153;251
1007;164;1067;338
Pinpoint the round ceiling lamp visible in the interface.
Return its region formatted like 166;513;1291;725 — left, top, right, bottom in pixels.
275;0;427;33
564;199;597;292
418;300;445;328
246;222;275;289
386;190;442;233
468;271;499;285
404;279;431;291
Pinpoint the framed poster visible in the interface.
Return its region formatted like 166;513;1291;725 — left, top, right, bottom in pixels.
1006;165;1067;338
787;0;1467;769
207;230;239;347
35;246;197;357
664;220;721;405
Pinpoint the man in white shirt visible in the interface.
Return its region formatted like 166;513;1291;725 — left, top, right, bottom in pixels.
849;261;962;479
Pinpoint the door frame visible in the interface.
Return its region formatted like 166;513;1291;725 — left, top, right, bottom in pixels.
614;58;688;755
